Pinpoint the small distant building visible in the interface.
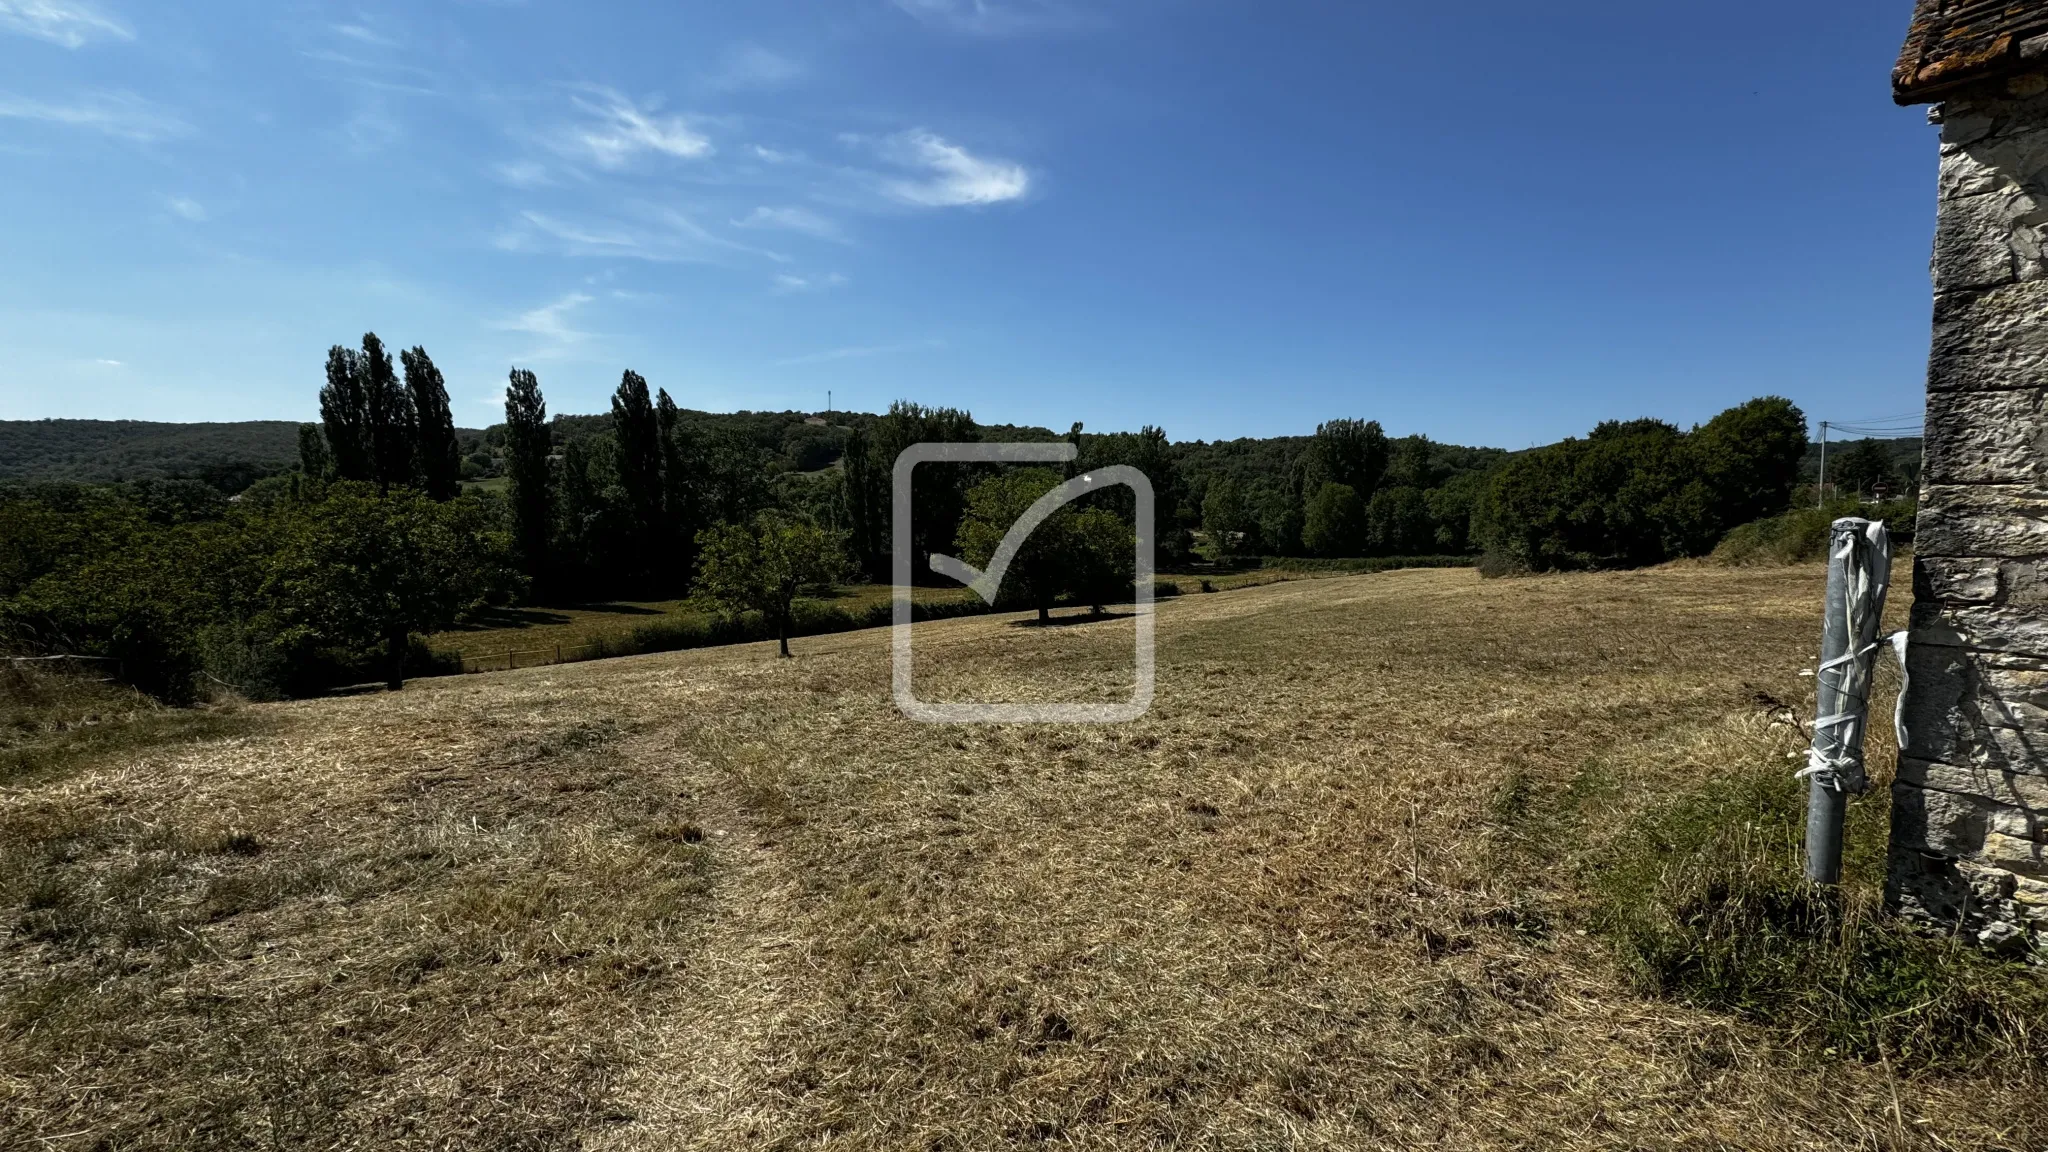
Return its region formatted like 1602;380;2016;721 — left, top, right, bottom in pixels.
1887;1;2048;958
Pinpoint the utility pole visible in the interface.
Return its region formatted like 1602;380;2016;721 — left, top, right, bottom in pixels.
1816;420;1829;508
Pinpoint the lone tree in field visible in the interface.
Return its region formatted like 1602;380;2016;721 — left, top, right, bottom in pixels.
264;484;507;690
955;468;1135;622
695;513;852;657
1066;503;1137;614
957;468;1073;623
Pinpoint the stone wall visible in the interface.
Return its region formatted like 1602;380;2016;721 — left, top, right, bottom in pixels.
1887;73;2048;960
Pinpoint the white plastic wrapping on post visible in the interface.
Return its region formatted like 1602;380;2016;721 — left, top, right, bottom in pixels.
1794;519;1893;794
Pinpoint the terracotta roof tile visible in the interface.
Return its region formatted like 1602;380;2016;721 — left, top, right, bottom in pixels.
1895;0;2048;103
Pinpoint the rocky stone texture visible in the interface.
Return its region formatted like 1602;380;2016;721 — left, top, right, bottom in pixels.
1890;78;2048;961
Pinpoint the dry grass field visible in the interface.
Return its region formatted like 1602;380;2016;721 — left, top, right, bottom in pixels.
425;571;1341;671
3;562;2042;1150
426;584;980;668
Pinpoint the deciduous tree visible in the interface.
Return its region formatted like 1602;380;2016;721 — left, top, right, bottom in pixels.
1302;481;1365;557
264;484;511;690
694;513;852;657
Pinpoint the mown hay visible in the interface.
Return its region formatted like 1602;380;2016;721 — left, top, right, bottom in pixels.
2;563;2042;1150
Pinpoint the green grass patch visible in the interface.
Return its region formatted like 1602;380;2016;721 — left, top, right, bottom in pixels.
1586;758;2048;1070
1;660;262;784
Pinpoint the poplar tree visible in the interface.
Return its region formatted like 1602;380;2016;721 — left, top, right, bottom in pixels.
296;423;333;480
402;345;461;500
360;333;415;492
841;424;883;580
655;387;696;586
610;370;665;572
504;367;553;590
319;345;373;483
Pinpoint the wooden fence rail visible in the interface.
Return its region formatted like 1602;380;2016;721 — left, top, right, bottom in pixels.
460;643;604;673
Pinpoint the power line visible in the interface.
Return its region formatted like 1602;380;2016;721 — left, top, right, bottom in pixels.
1829;410;1922;424
1814;417;1923;508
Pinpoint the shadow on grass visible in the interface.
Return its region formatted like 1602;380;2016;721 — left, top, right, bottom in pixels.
1007;610;1136;629
442;607;573;632
443;602;671;634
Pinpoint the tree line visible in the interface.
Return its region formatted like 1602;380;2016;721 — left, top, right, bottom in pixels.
1;324;1824;701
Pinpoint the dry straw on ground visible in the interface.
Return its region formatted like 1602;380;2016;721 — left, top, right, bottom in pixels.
2;564;2041;1150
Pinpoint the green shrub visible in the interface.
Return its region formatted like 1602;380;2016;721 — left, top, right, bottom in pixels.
1589;760;2048;1069
1475;551;1522;579
1711;499;1917;567
1474;397;1810;572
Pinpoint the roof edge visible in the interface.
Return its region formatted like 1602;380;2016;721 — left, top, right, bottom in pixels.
1893;1;2048;105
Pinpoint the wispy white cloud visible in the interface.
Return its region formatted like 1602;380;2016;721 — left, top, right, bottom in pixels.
560;87;710;169
0;0;131;48
869;130;1028;207
774;339;941;367
733;204;844;241
500;211;639;255
0;90;188;141
708;43;801;90
342;99;401;153
301;20;443;94
891;0;1100;36
166;196;205;221
772;271;847;293
331;21;394;47
492;159;552;187
499;206;786;264
751;143;799;164
90;357;123;366
498;291;594;342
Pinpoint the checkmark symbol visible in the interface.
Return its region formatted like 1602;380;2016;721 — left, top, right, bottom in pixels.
928;472;1111;604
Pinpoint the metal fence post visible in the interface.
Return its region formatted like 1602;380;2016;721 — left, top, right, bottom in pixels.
1803;517;1893;884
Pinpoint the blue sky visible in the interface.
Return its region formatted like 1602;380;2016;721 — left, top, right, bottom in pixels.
0;0;1934;446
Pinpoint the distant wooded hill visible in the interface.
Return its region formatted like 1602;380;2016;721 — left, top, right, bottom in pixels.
6;413;1889;501
0;419;315;488
1796;436;1923;487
